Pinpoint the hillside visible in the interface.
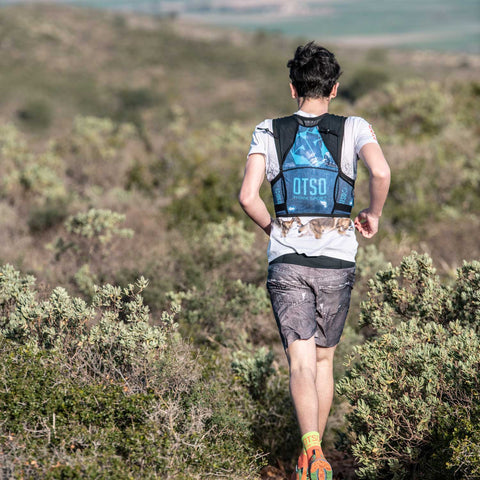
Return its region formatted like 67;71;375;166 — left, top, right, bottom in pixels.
0;3;479;479
1;3;479;270
1;3;479;133
3;0;479;52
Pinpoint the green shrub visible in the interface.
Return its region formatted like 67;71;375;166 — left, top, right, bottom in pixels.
337;253;480;479
87;278;178;374
52;115;139;191
0;337;263;479
53;208;134;264
64;208;134;245
0;264;264;479
0;341;158;479
448;260;480;326
232;345;274;400
359;253;479;335
0;263;173;365
230;343;299;466
189;216;255;270
0;264;90;350
116;87;158;111
382;128;479;235
0;122;66;204
454;80;480;128
340;67;390;103
16;98;53;130
359;79;450;140
348;244;388;326
156;116;250;226
445;402;480;480
69;116;136;161
169;216;266;293
167;169;243;226
27;197;70;232
170;277;270;348
73;263;98;298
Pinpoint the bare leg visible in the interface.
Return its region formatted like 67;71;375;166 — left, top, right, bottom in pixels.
287;336;319;435
315;345;336;438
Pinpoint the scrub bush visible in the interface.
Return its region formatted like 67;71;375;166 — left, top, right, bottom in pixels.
177;216;260;282
170;216;266;292
0;263;91;350
87;278;178;375
52;115;140;191
161;117;250;226
360;79;450;139
53;208;134;265
73;263;98;298
0;264;264;479
116;87;158;112
0;123;66;205
16;98;53;130
64;208;133;245
170;278;270;347
359;253;479;335
27;197;70;232
69;116;136;162
382;125;480;236
337;253;480;479
230;343;299;466
0;263;166;366
0;339;263;479
232;346;274;400
193;216;255;267
340;66;390;103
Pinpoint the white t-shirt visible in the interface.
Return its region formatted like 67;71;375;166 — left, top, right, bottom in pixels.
248;110;378;264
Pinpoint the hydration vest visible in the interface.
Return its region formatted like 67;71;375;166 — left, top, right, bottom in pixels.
271;114;354;217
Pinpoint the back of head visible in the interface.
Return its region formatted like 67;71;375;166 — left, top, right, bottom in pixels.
287;42;342;99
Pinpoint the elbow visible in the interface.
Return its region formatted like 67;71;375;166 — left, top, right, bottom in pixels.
372;165;391;181
238;189;260;211
238;190;253;210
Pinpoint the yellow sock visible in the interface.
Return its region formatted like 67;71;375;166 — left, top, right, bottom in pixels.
301;431;321;461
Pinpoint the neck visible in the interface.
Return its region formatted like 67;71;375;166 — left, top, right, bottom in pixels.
296;97;330;116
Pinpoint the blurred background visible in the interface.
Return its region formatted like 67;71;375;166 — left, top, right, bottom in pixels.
1;0;479;52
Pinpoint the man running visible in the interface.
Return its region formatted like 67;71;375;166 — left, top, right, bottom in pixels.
239;42;390;480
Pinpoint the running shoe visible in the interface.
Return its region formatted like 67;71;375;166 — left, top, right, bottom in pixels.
308;449;332;480
295;449;308;480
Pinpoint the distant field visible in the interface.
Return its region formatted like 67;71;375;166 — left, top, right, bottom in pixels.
188;0;480;53
1;0;478;52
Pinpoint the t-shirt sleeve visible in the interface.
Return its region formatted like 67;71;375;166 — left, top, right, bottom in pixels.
247;120;271;158
352;117;379;156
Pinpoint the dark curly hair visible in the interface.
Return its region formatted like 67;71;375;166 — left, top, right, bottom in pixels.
287;42;342;99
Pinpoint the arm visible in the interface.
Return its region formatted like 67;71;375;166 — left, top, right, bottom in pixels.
239;153;272;236
354;143;391;238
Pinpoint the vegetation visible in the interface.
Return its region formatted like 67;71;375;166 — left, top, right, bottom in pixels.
0;3;478;479
338;254;480;479
0;265;263;479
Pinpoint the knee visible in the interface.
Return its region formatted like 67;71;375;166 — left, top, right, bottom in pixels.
316;346;336;368
316;357;333;374
290;363;316;381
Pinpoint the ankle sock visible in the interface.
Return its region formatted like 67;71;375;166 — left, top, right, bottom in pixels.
301;431;321;461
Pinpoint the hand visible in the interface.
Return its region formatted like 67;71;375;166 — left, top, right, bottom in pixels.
354;209;379;238
263;218;272;236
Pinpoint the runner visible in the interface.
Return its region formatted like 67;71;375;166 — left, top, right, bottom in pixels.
239;42;390;480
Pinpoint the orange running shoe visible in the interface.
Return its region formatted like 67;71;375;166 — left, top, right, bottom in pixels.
295;449;309;480
308;449;332;480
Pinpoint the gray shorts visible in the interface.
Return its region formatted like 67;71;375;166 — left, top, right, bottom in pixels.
266;263;355;349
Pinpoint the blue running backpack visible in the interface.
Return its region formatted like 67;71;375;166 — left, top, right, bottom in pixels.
270;114;354;217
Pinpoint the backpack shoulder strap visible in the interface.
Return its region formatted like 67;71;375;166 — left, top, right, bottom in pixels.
272;114;348;172
272;115;299;168
316;114;347;170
